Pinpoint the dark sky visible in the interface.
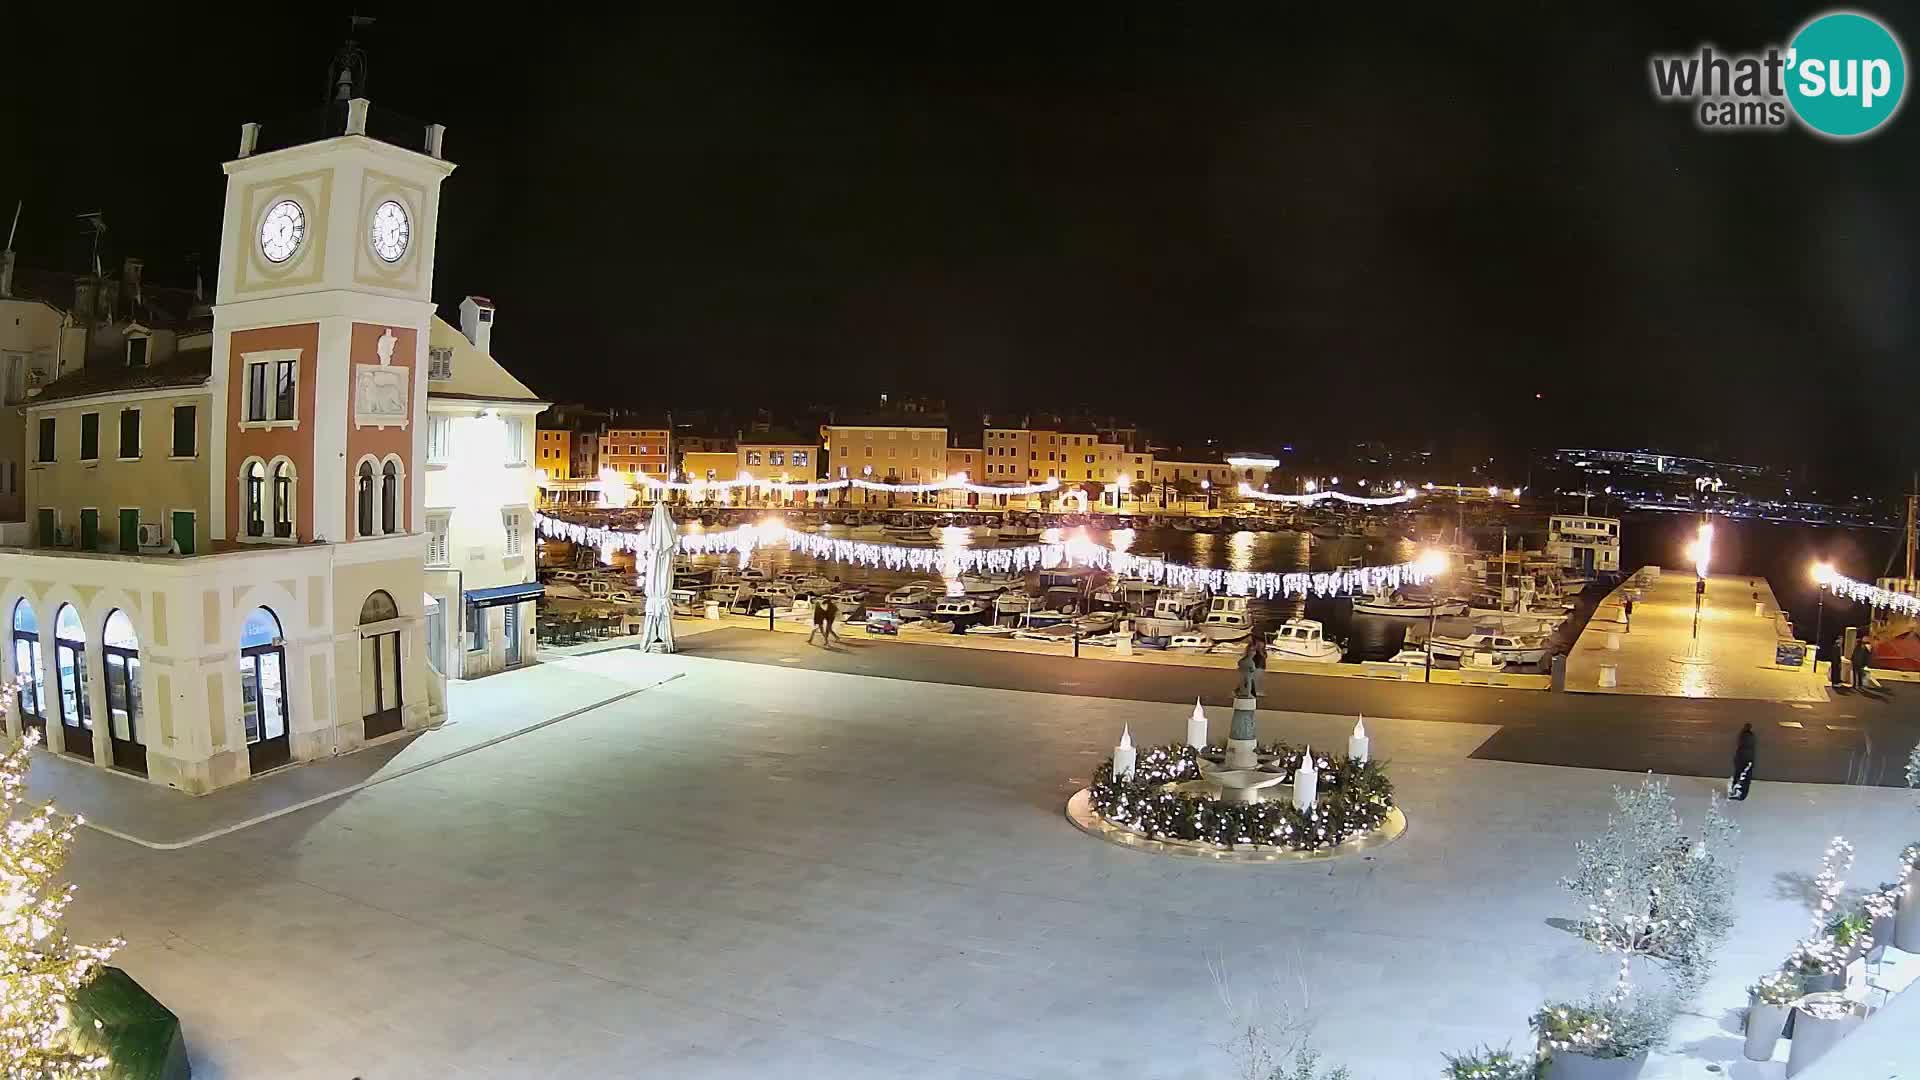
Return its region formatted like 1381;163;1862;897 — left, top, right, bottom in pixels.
5;6;1918;486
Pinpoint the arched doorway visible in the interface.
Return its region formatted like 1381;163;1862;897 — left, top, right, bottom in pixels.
359;590;403;739
11;601;43;740
101;610;145;775
239;607;290;773
53;604;90;760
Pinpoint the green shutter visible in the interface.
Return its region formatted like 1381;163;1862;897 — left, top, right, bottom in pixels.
35;509;54;546
170;511;195;556
118;509;138;552
79;509;98;550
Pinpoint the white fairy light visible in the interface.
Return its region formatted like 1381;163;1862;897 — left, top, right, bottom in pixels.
1818;569;1920;617
1236;483;1416;506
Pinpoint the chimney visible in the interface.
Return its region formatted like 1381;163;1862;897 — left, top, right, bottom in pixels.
121;257;143;306
73;276;97;323
0;250;13;298
459;296;496;355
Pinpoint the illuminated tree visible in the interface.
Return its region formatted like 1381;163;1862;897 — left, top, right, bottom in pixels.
0;729;121;1078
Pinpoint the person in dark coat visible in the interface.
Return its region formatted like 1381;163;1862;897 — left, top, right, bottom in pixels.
1729;722;1756;801
1852;636;1872;691
1830;634;1845;687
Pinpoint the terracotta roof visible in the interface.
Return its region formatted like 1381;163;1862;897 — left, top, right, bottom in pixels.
30;347;211;404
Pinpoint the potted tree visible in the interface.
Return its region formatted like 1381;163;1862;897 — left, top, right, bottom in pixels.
1532;994;1673;1080
1786;992;1870;1077
1743;972;1797;1062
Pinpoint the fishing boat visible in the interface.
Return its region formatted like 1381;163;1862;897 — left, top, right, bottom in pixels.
1268;619;1343;664
1387;647;1431;668
1351;590;1468;618
1014;622;1081;643
1425;630;1546;666
1134;588;1209;647
1073;610;1119;635
958;572;1019;596
884;583;939;617
1167;632;1219;651
994;592;1036;616
965;622;1019;637
1198;595;1254;642
930;596;992;631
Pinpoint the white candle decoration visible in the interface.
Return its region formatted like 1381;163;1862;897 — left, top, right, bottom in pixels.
1112;725;1137;781
1186;698;1209;749
1293;743;1318;812
1348;715;1369;764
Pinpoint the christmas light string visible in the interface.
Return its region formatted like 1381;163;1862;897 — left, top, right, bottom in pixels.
1817;570;1920;617
533;513;1435;599
631;470;1062;497
1236;483;1418;507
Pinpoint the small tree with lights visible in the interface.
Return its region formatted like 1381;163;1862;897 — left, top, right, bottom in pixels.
0;727;122;1077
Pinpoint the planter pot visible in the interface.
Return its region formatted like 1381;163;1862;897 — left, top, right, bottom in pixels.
1786;993;1869;1077
1544;1050;1648;1080
1797;970;1845;994
1868;913;1895;963
1743;999;1789;1061
1897;882;1920;953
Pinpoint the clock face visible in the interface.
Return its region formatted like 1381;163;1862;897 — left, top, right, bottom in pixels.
259;199;306;264
370;200;411;263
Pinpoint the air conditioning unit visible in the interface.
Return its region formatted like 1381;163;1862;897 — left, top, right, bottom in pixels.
136;522;165;548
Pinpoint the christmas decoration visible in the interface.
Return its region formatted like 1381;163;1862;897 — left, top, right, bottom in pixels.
1818;569;1920;617
534;513;1437;600
633;471;1063;497
1236;484;1416;507
0;729;122;1078
1085;742;1393;852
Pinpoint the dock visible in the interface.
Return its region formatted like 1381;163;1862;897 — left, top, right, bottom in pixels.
1566;567;1825;702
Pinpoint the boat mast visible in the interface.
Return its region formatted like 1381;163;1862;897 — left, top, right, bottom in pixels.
1907;470;1916;583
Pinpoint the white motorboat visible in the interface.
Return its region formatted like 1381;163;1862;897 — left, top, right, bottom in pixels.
737;566;771;583
1080;630;1134;648
885;583;938;615
994;592;1036;615
1268;619;1344;664
931;524;998;542
1198;596;1254;642
1167;632;1219;651
958;573;1019;596
1464;609;1563;635
1073;610;1118;634
1351;591;1468;618
1460;650;1508;673
1134;589;1208;647
1387;647;1431;668
930;596;991;631
1426;631;1546;666
1015;622;1081;643
965;622;1018;637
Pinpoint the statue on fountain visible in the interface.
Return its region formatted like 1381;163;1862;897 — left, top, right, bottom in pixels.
1234;636;1267;700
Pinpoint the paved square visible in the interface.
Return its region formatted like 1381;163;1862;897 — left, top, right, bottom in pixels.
59;650;1919;1078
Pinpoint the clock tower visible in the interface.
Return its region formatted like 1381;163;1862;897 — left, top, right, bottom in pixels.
210;99;455;545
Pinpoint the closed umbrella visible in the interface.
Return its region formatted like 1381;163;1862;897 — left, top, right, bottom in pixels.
639;502;677;653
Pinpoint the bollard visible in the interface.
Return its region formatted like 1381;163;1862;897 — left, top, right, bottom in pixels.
705;600;721;621
1606;632;1620;651
1598;663;1617;688
1755;601;1765;617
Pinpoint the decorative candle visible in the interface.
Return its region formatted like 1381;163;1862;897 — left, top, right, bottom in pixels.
1186;698;1209;749
1112;725;1137;781
1293;743;1318;811
1348;715;1369;764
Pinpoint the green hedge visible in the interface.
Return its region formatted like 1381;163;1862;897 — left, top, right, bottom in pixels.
69;967;190;1080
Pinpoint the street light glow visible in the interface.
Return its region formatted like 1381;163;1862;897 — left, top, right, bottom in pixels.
1811;560;1836;586
1688;521;1714;578
1414;548;1450;578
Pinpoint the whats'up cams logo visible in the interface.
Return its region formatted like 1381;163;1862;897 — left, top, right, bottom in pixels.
1650;10;1906;137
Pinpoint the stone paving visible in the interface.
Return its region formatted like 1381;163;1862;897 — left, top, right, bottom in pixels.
1569;568;1828;703
52;651;1920;1078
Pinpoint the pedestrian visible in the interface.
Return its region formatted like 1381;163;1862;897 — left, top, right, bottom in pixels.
1729;722;1755;801
806;597;827;645
1622;595;1633;633
1852;635;1872;691
821;597;840;646
1830;634;1845;688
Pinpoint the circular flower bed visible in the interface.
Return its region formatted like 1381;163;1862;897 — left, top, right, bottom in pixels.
1088;741;1395;851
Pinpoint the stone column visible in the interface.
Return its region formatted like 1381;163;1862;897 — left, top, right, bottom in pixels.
2;628;18;740
38;625;64;756
84;637;111;770
1226;696;1259;768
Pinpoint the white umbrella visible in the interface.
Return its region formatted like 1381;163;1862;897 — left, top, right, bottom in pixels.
638;502;678;653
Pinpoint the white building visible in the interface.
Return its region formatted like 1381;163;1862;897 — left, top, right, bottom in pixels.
422;297;547;678
1547;514;1621;575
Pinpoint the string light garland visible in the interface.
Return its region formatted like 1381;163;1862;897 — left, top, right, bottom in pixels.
1236;483;1418;507
630;471;1063;497
1816;569;1920;616
1085;741;1394;851
533;514;1437;599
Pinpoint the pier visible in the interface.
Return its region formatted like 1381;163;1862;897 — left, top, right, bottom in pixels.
1567;567;1824;702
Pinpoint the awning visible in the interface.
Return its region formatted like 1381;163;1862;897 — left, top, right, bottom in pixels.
465;582;544;608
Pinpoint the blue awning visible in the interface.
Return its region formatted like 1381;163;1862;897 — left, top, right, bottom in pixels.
465;582;544;608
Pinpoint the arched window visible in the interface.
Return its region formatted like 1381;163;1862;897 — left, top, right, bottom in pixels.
244;459;266;538
356;460;376;538
239;606;290;773
360;590;399;624
381;459;400;535
11;601;41;736
101;610;144;775
52;603;89;759
271;459;295;539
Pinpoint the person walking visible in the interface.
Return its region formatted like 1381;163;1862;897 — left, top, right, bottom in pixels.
1852;634;1872;691
1829;634;1845;688
1622;595;1634;633
806;596;828;645
820;596;840;646
1729;722;1756;801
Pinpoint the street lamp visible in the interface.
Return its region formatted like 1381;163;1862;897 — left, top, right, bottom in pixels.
1811;561;1836;679
1686;520;1714;655
1414;548;1450;682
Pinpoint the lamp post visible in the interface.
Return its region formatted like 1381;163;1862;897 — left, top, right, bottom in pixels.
1687;519;1713;658
1811;561;1834;679
1415;548;1449;683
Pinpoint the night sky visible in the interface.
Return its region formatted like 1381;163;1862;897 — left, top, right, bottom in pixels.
5;6;1917;486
